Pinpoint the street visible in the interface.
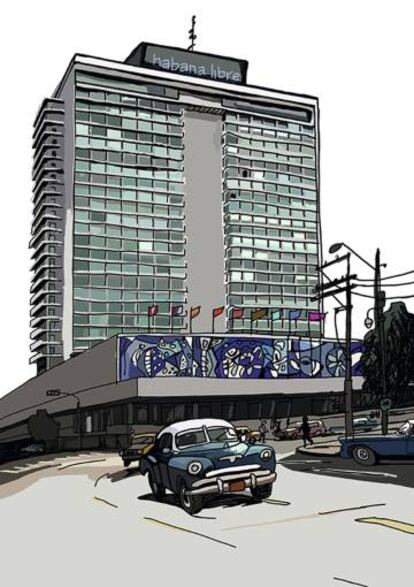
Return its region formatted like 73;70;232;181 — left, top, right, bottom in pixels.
0;441;412;586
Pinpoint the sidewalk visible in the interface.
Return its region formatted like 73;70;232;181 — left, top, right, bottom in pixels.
296;440;340;456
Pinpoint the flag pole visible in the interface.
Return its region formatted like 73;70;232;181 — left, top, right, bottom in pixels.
148;309;151;334
212;311;215;334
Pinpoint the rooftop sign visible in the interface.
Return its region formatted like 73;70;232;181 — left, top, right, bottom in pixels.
125;43;248;85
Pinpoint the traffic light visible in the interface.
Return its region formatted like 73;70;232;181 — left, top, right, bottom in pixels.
377;290;386;310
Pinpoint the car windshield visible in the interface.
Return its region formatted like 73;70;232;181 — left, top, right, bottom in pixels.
207;427;238;442
397;422;410;435
176;428;208;449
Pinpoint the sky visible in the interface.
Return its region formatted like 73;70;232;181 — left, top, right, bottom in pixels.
1;0;413;395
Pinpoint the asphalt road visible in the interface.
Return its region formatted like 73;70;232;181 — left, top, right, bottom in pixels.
281;449;414;489
0;449;413;587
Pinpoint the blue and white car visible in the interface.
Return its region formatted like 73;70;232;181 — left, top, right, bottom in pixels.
139;418;277;514
339;420;414;466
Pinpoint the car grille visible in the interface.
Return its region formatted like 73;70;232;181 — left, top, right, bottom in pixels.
205;464;260;478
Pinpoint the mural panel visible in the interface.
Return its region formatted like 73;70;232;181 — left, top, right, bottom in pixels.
118;335;363;381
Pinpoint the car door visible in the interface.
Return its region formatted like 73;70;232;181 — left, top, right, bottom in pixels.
157;433;174;489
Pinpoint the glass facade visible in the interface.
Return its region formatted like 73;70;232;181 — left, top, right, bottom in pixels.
223;110;321;336
72;76;186;350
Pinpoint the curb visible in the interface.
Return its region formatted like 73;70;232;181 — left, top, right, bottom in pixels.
296;445;340;457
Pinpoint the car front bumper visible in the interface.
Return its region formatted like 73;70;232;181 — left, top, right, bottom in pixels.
186;469;277;496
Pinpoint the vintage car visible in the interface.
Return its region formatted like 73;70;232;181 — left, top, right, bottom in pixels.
353;411;381;433
275;419;327;441
119;432;156;467
235;425;260;443
139;418;277;515
339;420;414;466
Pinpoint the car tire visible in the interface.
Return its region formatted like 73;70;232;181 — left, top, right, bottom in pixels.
178;482;203;516
249;437;257;444
148;471;166;500
251;483;273;501
123;459;131;468
352;445;377;466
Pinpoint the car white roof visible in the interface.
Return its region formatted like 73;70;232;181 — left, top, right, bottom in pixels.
159;418;233;437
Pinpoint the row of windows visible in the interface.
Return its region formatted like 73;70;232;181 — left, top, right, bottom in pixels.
224;154;315;171
74;297;186;315
76;110;182;133
227;248;318;265
228;280;315;296
226;259;317;275
225;123;314;142
74;312;185;327
228;294;318;308
75;136;183;160
225;165;316;181
76;123;183;148
74;225;185;253
231;320;321;333
74;184;183;205
74;285;185;302
225;145;315;162
75;90;181;113
226;236;318;254
75;159;182;182
225;113;314;135
227;214;316;231
225;134;315;155
225;225;317;243
74;203;184;227
75;196;184;224
75;148;183;170
74;172;184;192
73;247;185;266
74;269;185;287
225;176;316;191
225;200;317;221
228;270;317;285
74;212;185;233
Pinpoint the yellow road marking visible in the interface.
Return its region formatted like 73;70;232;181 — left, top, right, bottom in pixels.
144;516;237;549
356;517;414;535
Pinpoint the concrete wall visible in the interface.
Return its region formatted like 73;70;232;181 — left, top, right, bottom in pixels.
0;337;118;430
183;107;226;332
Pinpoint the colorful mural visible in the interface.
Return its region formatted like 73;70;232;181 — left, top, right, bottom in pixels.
118;335;363;381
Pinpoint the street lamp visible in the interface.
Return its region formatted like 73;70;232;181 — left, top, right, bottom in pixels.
364;308;374;330
328;242;389;434
46;390;82;450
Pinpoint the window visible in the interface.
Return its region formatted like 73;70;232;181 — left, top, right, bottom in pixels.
157;433;173;450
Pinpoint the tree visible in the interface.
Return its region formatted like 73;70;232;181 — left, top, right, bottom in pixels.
28;409;60;452
361;302;414;406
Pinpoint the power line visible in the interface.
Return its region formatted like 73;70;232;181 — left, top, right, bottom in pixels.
356;279;414;288
355;269;414;282
354;291;414;300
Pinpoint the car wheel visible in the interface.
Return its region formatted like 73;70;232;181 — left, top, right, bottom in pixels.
352;445;377;466
251;483;273;501
178;482;203;515
249;437;257;444
148;471;166;500
123;459;131;468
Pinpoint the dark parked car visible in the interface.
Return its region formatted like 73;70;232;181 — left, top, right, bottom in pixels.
339;420;414;465
119;433;156;468
139;418;277;515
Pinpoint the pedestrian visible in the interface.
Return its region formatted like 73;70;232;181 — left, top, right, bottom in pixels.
300;415;313;447
258;419;268;443
272;420;281;438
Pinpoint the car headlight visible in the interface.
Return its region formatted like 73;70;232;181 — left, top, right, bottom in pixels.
187;461;203;475
260;448;272;461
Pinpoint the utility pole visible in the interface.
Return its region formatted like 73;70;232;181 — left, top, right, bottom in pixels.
374;248;388;434
314;254;357;438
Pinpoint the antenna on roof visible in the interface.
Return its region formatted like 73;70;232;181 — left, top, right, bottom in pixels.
187;15;197;51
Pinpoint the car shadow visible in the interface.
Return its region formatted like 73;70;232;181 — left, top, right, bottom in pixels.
138;491;257;512
106;467;142;483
